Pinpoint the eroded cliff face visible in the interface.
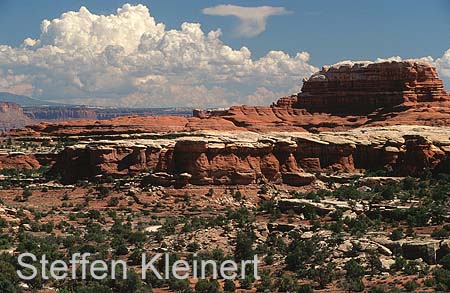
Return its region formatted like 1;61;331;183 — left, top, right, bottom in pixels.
295;61;449;114
0;102;33;131
50;126;450;185
24;106;97;120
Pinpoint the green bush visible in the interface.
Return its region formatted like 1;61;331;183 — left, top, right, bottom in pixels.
404;280;418;292
390;227;404;241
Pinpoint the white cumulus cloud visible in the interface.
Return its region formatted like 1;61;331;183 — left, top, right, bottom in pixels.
435;49;450;82
203;4;291;37
0;3;317;107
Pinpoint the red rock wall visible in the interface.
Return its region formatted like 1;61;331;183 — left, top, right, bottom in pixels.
7;61;450;135
0;153;41;170
295;61;449;114
52;140;317;186
50;132;450;185
24;106;97;120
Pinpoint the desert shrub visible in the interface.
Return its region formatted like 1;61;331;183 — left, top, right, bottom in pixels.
223;279;236;292
434;268;450;291
404;280;418;292
168;278;190;292
368;286;386;293
22;188;32;198
108;197;120;207
234;230;255;260
97;185;110;199
195;279;220;293
390;227;404;240
345;214;370;235
431;227;450;239
333;185;362;200
344;259;364;279
439;254;450;270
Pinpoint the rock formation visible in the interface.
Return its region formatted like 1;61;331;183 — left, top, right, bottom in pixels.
296;60;450;114
0;153;40;170
48;126;450;185
4;60;450;185
8;61;450;135
0;102;33;131
22;106;193;121
23;106;97;120
195;61;450;131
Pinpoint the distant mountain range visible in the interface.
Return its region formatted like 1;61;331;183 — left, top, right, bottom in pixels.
0;92;64;107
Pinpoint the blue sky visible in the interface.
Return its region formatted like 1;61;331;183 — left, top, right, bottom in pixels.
0;0;449;107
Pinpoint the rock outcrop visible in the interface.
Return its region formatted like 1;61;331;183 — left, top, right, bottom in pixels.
0;153;41;170
24;106;97;120
49;126;450;185
22;106;193;121
0;102;33;131
193;61;450;131
296;60;450;114
8;115;243;137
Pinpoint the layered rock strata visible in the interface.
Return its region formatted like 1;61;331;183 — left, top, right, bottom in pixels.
195;61;450;131
49;126;450;185
23;106;97;120
4;61;450;185
296;60;450;114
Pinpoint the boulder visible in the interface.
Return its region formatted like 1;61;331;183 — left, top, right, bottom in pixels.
281;172;316;186
402;240;439;264
277;198;335;216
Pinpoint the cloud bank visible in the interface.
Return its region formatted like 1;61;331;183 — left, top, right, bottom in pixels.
202;5;291;37
0;4;316;107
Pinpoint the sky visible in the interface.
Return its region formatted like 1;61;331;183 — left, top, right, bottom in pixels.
0;0;449;107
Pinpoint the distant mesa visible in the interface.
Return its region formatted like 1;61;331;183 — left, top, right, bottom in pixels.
0;92;194;130
0;92;63;107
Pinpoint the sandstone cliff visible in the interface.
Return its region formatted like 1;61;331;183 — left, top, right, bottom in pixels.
296;60;449;114
24;106;97;120
198;61;450;131
49;126;450;185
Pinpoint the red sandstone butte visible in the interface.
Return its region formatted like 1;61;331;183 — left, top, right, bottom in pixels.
197;61;450;132
296;60;449;114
